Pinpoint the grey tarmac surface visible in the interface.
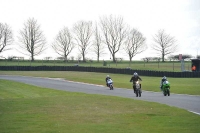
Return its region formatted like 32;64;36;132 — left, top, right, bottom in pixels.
1;75;200;115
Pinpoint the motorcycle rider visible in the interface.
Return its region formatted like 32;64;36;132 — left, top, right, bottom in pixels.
130;72;142;93
105;75;112;87
160;76;167;91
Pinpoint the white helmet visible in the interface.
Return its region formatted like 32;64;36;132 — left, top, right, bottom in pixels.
107;75;110;77
163;76;167;80
133;72;138;76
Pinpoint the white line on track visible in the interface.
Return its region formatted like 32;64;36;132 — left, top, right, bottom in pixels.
189;111;200;115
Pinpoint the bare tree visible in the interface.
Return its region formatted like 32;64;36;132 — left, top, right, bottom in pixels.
100;15;127;62
52;27;75;61
168;55;177;61
173;54;192;61
0;23;13;54
152;29;178;62
18;18;46;61
124;28;146;62
73;21;93;62
142;57;152;62
93;23;105;62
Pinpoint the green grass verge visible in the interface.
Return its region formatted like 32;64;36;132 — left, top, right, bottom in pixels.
0;60;192;72
0;71;200;95
0;80;200;133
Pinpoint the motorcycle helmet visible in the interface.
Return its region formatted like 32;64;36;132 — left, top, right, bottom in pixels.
133;72;138;77
163;76;167;80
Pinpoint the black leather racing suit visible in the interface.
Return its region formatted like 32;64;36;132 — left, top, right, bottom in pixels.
105;77;111;87
130;76;142;92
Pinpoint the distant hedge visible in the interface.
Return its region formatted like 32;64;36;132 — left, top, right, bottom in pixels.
0;66;199;78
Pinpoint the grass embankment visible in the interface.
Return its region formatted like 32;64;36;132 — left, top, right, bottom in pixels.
0;71;200;95
0;80;200;133
0;60;192;72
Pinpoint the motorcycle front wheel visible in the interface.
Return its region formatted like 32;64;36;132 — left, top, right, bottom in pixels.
167;89;170;96
110;84;113;90
136;89;141;97
138;89;141;97
136;91;138;97
163;90;167;96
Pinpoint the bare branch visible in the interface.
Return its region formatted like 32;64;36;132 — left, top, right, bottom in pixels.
18;18;46;61
0;23;13;53
100;15;128;62
93;23;106;62
52;27;75;61
73;21;93;62
124;28;147;62
152;29;178;62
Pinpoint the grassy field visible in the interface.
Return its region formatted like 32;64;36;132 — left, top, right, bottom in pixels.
0;79;200;133
0;71;199;95
0;60;192;72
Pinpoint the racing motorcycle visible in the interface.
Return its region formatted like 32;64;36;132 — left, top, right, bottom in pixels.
107;79;114;90
162;80;170;96
134;81;142;97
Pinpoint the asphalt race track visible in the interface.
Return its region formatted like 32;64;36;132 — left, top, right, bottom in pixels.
1;75;200;115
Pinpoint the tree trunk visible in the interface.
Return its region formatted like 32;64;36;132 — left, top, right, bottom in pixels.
64;55;67;62
162;53;164;62
82;54;86;62
112;54;116;62
31;54;34;61
97;53;99;62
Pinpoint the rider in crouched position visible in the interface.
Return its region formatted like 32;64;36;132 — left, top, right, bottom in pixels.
160;76;167;91
130;72;142;93
105;75;112;87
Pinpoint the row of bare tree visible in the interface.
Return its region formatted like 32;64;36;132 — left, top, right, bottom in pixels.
142;54;194;62
0;15;178;62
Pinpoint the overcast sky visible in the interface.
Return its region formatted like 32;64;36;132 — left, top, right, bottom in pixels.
0;0;200;60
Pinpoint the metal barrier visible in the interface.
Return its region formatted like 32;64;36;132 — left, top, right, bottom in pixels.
0;66;199;78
